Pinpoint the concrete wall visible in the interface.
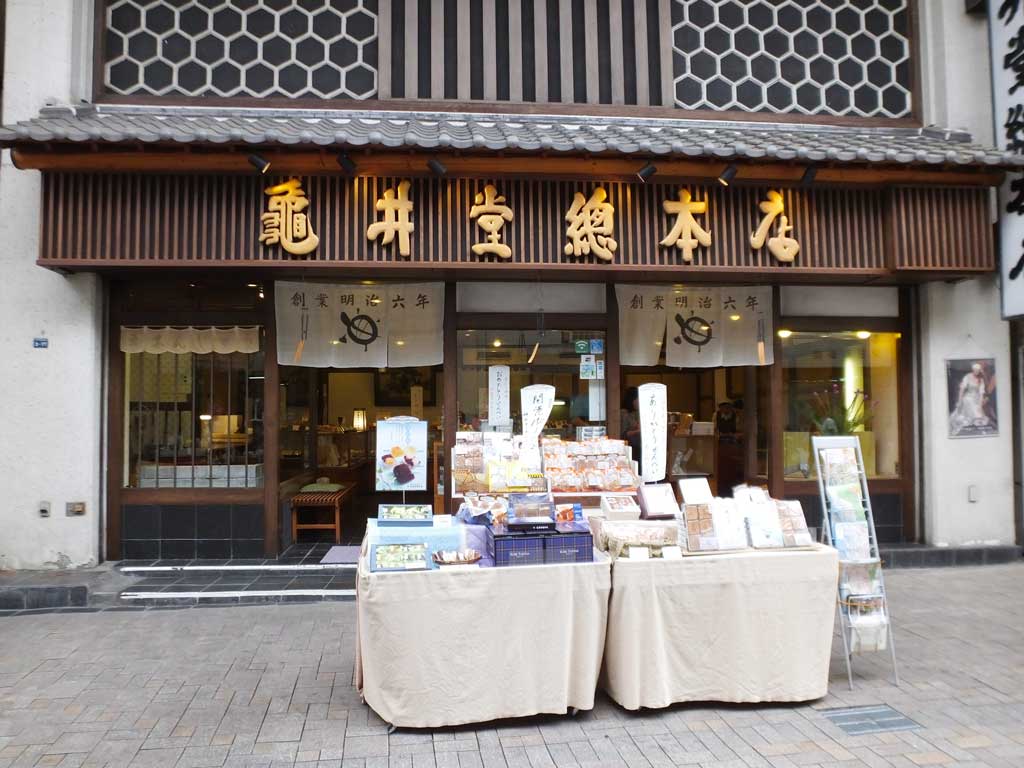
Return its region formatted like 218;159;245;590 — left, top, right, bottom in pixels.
0;1;103;569
916;2;1016;545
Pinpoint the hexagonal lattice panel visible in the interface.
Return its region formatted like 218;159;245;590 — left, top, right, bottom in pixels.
104;0;378;99
671;0;912;118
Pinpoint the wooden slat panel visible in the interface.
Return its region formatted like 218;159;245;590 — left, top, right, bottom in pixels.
889;186;994;271
38;173;993;275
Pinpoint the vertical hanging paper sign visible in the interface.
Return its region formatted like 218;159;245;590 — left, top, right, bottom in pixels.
520;384;555;439
387;283;444;367
666;287;724;368
616;285;669;366
375;417;428;491
488;365;511;426
638;382;668;482
410;386;424;419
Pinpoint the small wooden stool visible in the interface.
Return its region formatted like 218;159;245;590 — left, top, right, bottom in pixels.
291;487;351;544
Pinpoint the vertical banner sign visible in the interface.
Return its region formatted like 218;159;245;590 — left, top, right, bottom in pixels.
989;4;1024;318
615;285;668;366
520;384;555;440
410;386;424;419
375;417;428;491
638;383;667;482
488;365;511;426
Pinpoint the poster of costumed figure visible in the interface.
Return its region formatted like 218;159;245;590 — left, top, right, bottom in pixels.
946;359;998;438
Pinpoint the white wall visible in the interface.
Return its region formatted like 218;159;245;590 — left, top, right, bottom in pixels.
914;2;1015;545
0;1;103;569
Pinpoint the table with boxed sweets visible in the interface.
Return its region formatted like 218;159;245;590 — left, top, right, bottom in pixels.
355;500;609;729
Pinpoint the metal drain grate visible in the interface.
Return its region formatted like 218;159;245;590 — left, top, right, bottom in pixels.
821;705;921;736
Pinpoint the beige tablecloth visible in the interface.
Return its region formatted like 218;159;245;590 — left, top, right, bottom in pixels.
602;545;838;710
356;552;611;728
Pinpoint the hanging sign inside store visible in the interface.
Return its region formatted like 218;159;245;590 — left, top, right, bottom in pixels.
274;281;443;368
259;178;319;256
617;284;773;368
375;417;428;491
520;384;555;440
488;365;511;426
988;4;1024;318
638;383;668;483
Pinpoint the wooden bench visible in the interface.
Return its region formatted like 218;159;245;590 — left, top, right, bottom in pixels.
290;485;354;544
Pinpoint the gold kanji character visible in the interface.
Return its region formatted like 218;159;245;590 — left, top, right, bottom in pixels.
259;178;319;256
750;189;799;263
367;179;415;257
469;184;514;259
661;188;711;262
564;187;618;261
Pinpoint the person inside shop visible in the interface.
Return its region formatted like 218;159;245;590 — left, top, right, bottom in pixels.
622;386;642;475
715;400;739;434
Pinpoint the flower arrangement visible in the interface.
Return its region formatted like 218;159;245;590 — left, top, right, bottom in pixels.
801;384;873;435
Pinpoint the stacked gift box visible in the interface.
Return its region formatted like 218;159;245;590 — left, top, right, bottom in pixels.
486;493;594;566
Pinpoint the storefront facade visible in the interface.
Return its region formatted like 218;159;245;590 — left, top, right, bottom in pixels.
0;0;1019;567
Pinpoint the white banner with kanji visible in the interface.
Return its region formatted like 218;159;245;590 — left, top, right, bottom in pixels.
617;285;773;368
386;283;445;367
275;281;443;368
615;285;668;366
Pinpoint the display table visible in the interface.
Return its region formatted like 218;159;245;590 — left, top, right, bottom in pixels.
602;545;838;710
355;548;611;728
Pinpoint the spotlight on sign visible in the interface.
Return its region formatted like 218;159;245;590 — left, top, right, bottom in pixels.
800;166;817;187
247;154;271;174
427;158;448;176
636;163;657;183
336;152;357;175
717;163;738;187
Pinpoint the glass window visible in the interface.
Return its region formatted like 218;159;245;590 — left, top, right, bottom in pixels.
457;330;606;438
125;350;265;488
782;331;900;480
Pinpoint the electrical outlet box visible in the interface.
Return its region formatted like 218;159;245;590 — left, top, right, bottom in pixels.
39;502;50;518
66;502;86;517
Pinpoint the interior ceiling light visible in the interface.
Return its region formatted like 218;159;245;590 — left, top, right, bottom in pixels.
492;339;502;348
855;330;872;340
717;163;738;187
800;166;817;187
336;151;357;174
636;163;657;183
777;329;793;338
427;158;448;176
247;154;271;174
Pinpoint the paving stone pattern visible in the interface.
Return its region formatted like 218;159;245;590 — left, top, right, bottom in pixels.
1;564;1023;767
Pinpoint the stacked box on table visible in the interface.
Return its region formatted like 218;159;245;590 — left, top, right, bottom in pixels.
487;525;546;567
543;521;594;564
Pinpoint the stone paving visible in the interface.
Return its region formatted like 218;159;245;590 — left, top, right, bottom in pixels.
1;563;1022;768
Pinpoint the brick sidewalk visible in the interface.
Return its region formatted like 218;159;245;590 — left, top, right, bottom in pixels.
1;564;1022;768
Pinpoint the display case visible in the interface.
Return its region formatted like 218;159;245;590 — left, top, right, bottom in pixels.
668;433;718;495
317;428;370;468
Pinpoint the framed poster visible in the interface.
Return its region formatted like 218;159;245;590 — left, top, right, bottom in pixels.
374;367;436;406
946;358;998;438
376;417;429;491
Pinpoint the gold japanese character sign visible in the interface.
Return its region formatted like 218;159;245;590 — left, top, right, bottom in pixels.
661;188;711;262
259;178;319;257
469;184;514;258
749;189;799;263
564;187;618;261
367;179;415;257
